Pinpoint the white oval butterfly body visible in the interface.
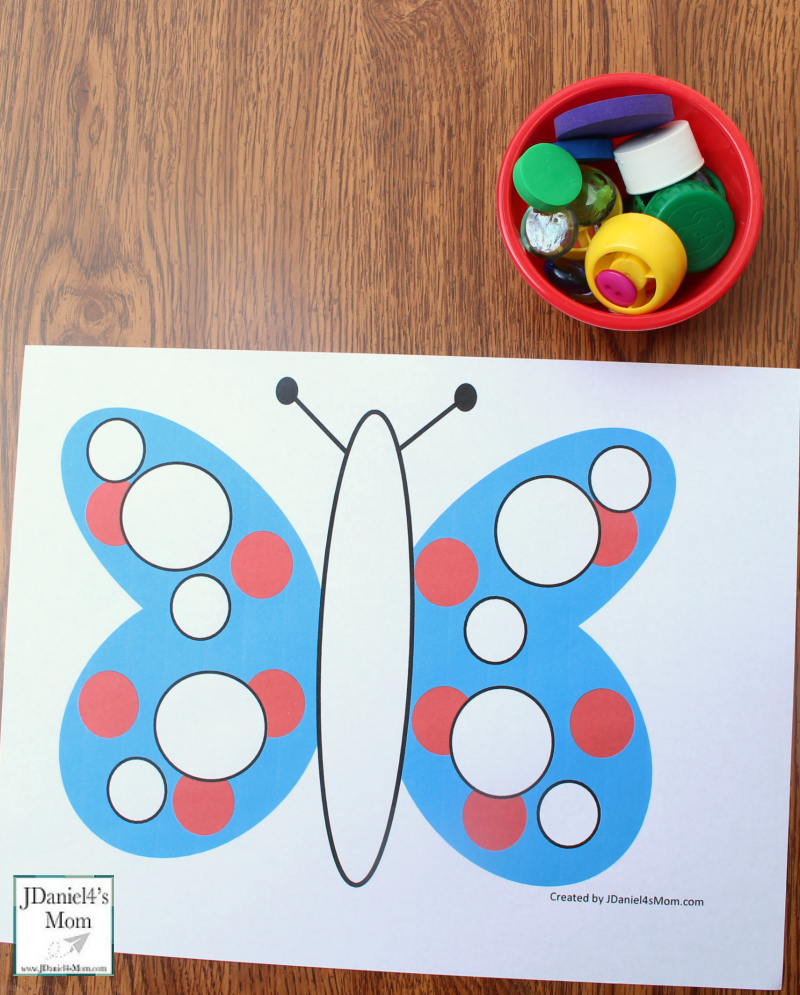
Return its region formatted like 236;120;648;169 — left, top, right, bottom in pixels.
318;412;413;885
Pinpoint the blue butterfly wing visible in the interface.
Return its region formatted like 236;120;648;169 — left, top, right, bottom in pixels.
405;428;675;886
60;409;318;857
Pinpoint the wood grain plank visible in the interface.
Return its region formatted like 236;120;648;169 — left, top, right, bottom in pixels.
0;0;797;992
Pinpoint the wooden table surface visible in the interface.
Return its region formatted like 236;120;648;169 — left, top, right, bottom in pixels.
0;0;798;992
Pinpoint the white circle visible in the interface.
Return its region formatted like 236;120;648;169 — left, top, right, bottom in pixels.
538;781;600;847
155;672;265;780
465;598;526;663
88;419;144;481
496;477;599;586
171;575;230;639
451;688;552;797
107;758;166;822
590;447;650;511
121;463;231;570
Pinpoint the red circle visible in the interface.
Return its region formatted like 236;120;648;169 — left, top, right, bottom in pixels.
497;73;762;331
462;792;527;851
172;777;235;835
571;688;635;758
412;686;468;755
415;538;479;606
249;669;305;738
593;504;638;567
78;671;139;738
86;482;130;546
231;532;293;598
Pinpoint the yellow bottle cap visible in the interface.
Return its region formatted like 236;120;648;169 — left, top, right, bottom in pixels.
584;214;687;314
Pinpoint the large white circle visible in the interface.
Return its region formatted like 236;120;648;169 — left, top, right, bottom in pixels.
496;477;599;586
121;463;231;570
451;687;552;797
155;672;265;780
88;419;145;481
590;447;650;511
538;781;600;847
107;758;166;822
465;598;526;663
171;575;230;639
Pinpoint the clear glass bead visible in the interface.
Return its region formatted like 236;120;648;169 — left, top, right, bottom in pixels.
570;166;618;226
520;206;579;259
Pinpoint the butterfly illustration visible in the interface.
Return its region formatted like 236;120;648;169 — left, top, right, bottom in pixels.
59;378;675;888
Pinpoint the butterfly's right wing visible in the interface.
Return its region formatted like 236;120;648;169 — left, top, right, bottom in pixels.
405;428;676;886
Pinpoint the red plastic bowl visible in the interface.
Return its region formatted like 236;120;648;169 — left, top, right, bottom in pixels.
497;73;763;331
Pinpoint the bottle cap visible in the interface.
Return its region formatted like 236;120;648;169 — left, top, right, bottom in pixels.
644;181;735;271
584;213;687;315
513;144;582;212
613;120;704;195
553;138;615;161
554;93;674;141
563;225;597;261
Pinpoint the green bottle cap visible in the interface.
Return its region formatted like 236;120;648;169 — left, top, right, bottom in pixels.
513;144;582;213
644;180;735;272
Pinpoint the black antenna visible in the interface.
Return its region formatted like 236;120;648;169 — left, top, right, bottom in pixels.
276;377;346;453
399;383;477;451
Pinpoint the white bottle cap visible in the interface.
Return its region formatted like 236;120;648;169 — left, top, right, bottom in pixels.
613;120;704;195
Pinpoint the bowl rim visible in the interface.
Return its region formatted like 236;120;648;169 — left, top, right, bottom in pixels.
496;72;763;331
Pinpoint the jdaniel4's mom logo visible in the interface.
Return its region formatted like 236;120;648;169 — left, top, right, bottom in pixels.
13;876;113;976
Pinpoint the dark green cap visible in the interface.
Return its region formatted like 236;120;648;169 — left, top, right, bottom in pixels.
645;181;735;272
513;144;582;212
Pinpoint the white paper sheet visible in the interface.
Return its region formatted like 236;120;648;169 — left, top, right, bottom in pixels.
0;346;797;989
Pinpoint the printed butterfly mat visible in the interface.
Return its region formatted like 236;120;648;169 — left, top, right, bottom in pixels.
0;347;797;990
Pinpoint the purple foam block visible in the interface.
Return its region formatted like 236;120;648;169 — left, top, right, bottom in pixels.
554;94;674;141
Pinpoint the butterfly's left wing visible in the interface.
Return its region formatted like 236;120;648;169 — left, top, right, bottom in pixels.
405;428;675;886
60;409;318;857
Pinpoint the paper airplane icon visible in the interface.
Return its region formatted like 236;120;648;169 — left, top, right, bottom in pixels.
64;933;89;954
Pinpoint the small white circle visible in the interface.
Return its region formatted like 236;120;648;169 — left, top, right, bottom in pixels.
107;758;166;822
121;463;231;570
171;575;230;639
451;687;552;797
590;447;650;512
465;598;526;663
538;781;600;847
496;477;599;586
155;672;265;780
88;419;145;482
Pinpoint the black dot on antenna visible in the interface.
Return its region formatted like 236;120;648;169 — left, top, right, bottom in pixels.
276;377;299;405
454;383;477;412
